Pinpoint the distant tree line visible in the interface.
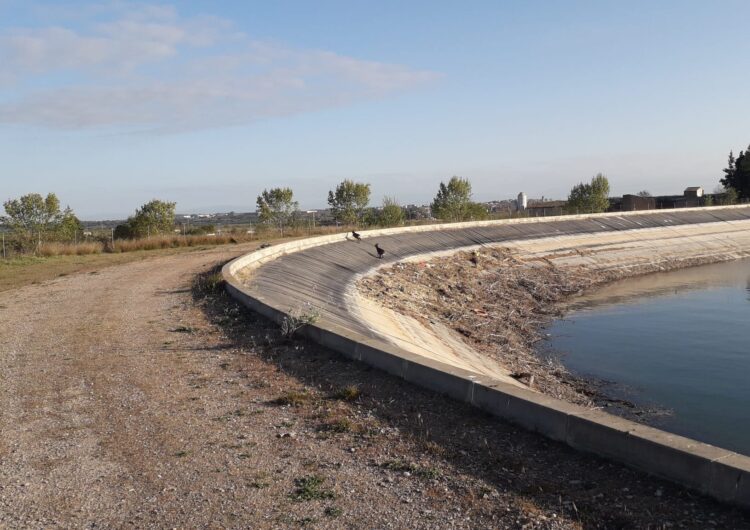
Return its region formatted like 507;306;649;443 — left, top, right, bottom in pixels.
5;141;749;255
252;176;489;235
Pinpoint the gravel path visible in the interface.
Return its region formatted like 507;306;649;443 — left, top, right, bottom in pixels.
1;245;749;529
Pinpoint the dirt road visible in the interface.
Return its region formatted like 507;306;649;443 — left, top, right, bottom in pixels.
0;246;258;527
1;245;748;529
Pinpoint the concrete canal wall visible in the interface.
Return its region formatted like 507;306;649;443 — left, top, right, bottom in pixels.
223;206;750;507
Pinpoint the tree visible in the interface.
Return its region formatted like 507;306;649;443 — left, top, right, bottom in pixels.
378;196;405;227
256;187;298;235
127;199;176;238
720;146;750;200
430;176;484;222
466;201;489;220
567;173;610;213
327;179;371;225
57;207;84;240
714;184;739;206
637;190;652;197
2;192;63;248
113;224;133;240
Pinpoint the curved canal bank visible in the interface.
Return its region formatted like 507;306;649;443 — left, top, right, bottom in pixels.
223;206;750;508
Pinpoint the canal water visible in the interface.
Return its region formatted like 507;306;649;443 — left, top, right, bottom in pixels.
544;258;750;455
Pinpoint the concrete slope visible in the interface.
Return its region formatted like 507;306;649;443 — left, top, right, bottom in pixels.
224;206;750;508
236;207;750;347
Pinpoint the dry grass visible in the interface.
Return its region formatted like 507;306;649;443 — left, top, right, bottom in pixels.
331;384;362;401
0;240;269;293
38;241;104;257
112;234;248;253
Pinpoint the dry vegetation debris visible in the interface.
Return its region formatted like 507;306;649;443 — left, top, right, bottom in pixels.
359;248;623;407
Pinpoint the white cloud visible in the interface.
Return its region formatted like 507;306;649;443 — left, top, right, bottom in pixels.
0;3;439;132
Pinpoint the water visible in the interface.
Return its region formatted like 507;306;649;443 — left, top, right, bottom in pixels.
545;258;750;455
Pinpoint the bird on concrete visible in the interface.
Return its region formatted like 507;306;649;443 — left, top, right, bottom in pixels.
351;231;361;242
375;243;385;259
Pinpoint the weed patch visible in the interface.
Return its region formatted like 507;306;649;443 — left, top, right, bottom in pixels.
291;475;335;501
273;390;310;407
319;418;356;434
331;384;361;401
324;506;343;518
280;304;320;338
194;269;225;295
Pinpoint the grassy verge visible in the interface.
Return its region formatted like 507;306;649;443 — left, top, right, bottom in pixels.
0;242;262;293
0;247;192;292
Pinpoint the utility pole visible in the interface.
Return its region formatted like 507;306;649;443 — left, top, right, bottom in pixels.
111;228;114;249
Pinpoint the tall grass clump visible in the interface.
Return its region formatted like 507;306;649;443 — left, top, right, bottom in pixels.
111;234;248;253
38;241;103;257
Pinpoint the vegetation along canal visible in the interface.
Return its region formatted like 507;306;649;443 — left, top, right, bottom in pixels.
545;258;750;455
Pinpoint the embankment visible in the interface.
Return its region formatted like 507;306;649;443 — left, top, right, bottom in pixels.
223;206;750;507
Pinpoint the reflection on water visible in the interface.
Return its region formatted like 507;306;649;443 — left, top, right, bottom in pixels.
546;258;750;455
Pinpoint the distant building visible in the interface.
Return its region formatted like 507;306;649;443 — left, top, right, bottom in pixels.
619;194;656;211
684;186;704;198
526;200;567;217
517;192;528;211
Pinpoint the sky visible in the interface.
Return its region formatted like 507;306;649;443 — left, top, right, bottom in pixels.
1;1;749;219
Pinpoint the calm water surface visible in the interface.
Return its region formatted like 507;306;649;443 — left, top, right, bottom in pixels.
545;258;750;455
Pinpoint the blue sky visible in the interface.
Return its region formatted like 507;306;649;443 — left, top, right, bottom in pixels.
1;1;749;219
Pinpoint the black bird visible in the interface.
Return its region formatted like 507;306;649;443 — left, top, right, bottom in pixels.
375;243;385;259
352;231;361;242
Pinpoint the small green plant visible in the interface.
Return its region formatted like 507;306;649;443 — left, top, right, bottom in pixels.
281;304;320;337
332;384;361;401
174;451;188;457
292;475;335;501
381;459;416;473
415;466;441;479
201;271;225;292
320;418;355;433
324;506;343;518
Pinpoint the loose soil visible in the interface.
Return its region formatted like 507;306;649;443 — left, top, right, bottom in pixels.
0;245;748;528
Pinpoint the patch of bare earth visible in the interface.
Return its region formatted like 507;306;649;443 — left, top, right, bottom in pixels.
0;245;747;528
